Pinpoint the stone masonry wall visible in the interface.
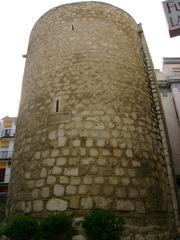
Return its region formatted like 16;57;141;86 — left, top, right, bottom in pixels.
7;2;177;239
138;24;180;234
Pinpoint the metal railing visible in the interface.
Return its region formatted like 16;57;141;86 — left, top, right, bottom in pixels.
0;151;13;159
1;129;15;138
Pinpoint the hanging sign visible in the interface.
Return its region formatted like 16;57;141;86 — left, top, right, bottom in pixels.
162;0;180;37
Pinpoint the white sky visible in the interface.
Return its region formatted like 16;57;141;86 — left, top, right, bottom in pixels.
0;0;179;119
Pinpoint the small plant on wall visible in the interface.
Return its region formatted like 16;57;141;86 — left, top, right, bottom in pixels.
82;210;125;240
40;213;73;240
0;213;73;240
1;215;40;240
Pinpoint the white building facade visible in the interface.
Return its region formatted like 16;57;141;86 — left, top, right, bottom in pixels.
156;57;180;201
0;116;16;199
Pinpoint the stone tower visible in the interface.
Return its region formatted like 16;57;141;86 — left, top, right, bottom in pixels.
7;2;179;239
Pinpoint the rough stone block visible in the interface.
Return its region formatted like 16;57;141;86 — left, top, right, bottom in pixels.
110;139;118;147
116;200;135;211
27;180;34;189
102;149;111;156
128;188;139;198
113;149;122;157
94;196;112;209
64;168;79;176
61;148;70;156
47;176;56;185
51;149;59;157
40;168;47;178
25;172;31;179
89;185;101;195
78;185;88;194
121;177;130;186
71;177;81;185
103;185;114;196
125;149;133;158
69;196;80;209
36;179;44;187
89;148;98;157
16;201;25;212
58;129;64;137
132;160;141;167
116;188;127;198
32;189;39;199
114;167;125;176
41;187;50;198
54;184;64;196
81;197;93;209
46;198;67;211
56;157;67;166
66;185;77;195
72;235;86;240
89;165;98;174
97;158;106;165
79;148;86;156
96;139;105;147
86;138;93;147
69;157;79;165
48;130;56;140
33;200;43;212
94;176;104;184
109;176;119;185
73;139;81;147
42;158;55;167
34;151;41;160
58;137;67;147
84;121;93;129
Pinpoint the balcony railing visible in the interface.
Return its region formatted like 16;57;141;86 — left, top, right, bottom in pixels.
0;151;13;159
1;129;15;138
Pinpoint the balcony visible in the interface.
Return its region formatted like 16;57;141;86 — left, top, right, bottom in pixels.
0;151;13;159
1;129;15;138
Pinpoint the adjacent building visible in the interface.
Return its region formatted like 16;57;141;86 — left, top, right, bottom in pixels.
0;116;16;199
156;57;180;200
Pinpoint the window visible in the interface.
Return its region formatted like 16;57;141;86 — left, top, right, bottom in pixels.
56;100;59;112
172;68;180;73
54;97;61;113
0;168;5;182
176;175;180;187
0;139;9;148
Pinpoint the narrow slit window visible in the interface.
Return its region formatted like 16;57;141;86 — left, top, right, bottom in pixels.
176;175;180;188
56;100;59;112
173;97;179;122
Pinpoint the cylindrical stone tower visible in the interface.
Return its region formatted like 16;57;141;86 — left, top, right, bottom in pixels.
7;2;177;239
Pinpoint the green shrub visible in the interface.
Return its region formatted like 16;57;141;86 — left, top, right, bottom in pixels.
2;215;40;240
40;213;73;240
83;210;125;240
0;200;6;223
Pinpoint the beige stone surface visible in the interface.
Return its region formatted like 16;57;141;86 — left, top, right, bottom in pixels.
116;199;135;211
80;197;93;209
41;187;50;198
54;184;64;196
46;198;68;211
33;200;43;212
69;196;80;209
6;2;177;239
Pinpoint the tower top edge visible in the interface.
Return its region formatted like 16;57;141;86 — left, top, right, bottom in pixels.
33;1;138;29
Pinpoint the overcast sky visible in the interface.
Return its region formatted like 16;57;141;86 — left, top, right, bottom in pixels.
0;0;179;119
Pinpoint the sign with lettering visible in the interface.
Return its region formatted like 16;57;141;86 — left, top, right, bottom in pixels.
162;0;180;37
